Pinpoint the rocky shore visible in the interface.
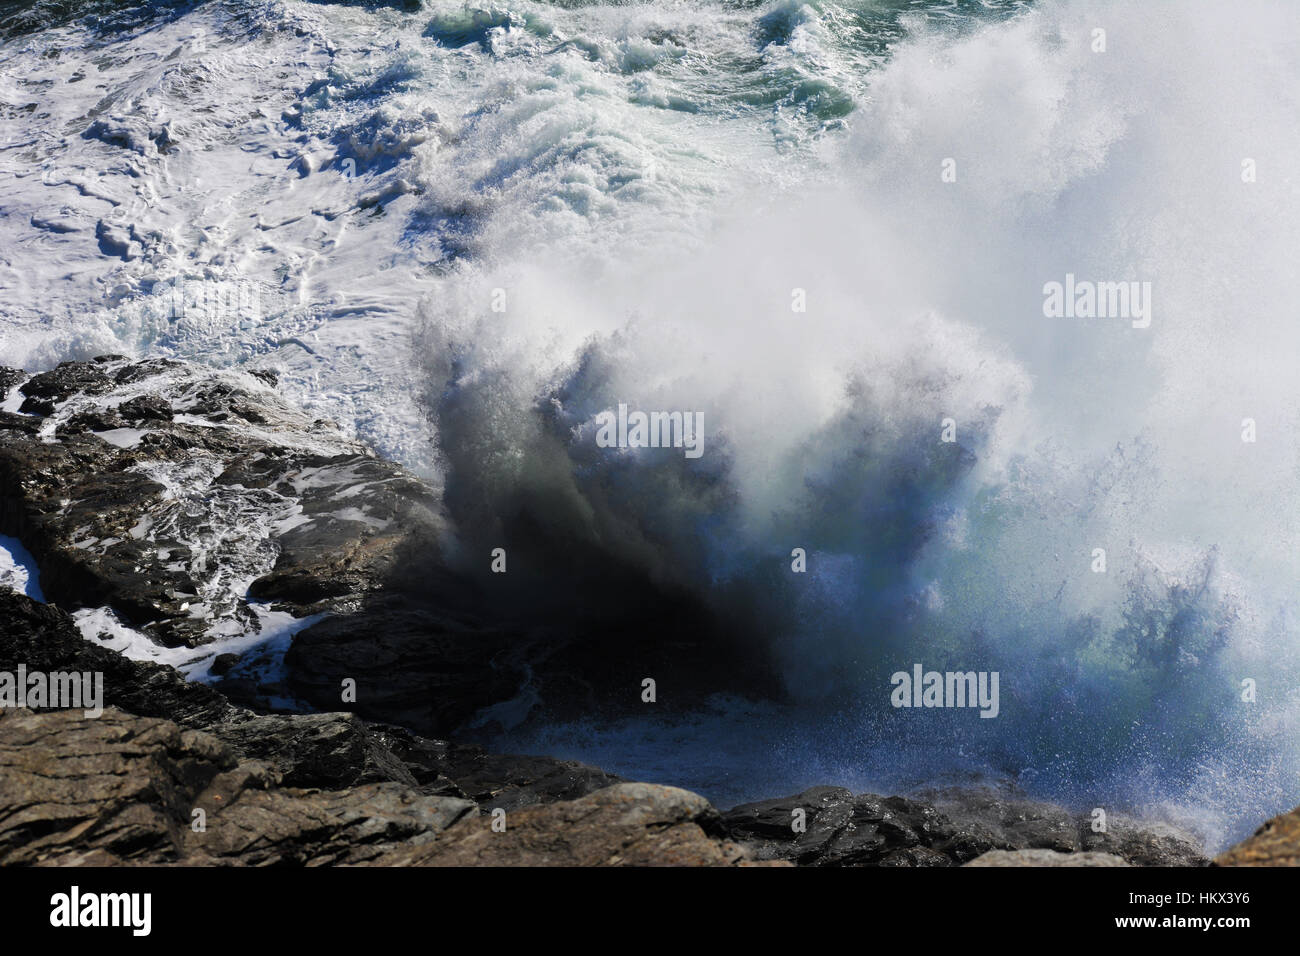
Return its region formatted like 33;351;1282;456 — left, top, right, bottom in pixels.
0;357;1294;866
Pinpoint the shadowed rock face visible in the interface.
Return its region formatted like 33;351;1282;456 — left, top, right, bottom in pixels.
1;357;772;738
0;591;652;866
0;587;234;727
0;590;622;803
720;785;1207;868
0;584;1220;868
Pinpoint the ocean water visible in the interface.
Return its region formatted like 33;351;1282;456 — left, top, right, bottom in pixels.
1;0;1299;849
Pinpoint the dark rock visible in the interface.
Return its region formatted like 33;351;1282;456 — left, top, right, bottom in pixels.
918;786;1081;857
210;653;240;676
207;712;418;789
723;787;970;867
363;726;623;811
2;356;773;735
243;456;444;606
0;367;22;402
722;784;1207;867
17;395;55;416
0;357;448;648
18;360;114;415
919;786;1207;866
283;594;526;737
118;393;173;422
0;589;619;809
0;589;234;727
56;408;126;436
1081;815;1209;867
113;358;182;386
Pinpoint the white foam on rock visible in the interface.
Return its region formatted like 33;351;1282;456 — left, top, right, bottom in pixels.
72;600;323;687
94;427;150;449
0;534;43;601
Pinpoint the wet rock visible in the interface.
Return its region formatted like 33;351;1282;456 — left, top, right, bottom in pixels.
0;356;448;648
919;786;1081;856
0;589;619;808
1081;816;1209;867
918;785;1206;866
0;588;234;727
722;785;1206;867
55;408;125;436
1214;805;1300;866
2;356;771;735
282;594;527;737
723;787;965;866
0;367;23;401
17;360;114;415
118;394;173;422
210;712;418;790
210;653;240;676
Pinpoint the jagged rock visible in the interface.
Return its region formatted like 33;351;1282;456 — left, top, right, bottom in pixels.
0;707;477;866
0;588;235;728
18;360;114;415
722;786;964;866
185;777;477;866
0;596;731;868
0;367;22;401
210;653;240;676
0;358;448;649
0;358;1241;869
364;727;623;811
369;783;768;867
0;704;728;868
917;786;1082;855
118;394;173;422
0;589;620;808
0;707;236;865
208;713;418;790
1080;817;1208;867
282;593;527;737
1214;805;1300;866
722;785;1206;867
965;849;1131;867
917;787;1206;866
